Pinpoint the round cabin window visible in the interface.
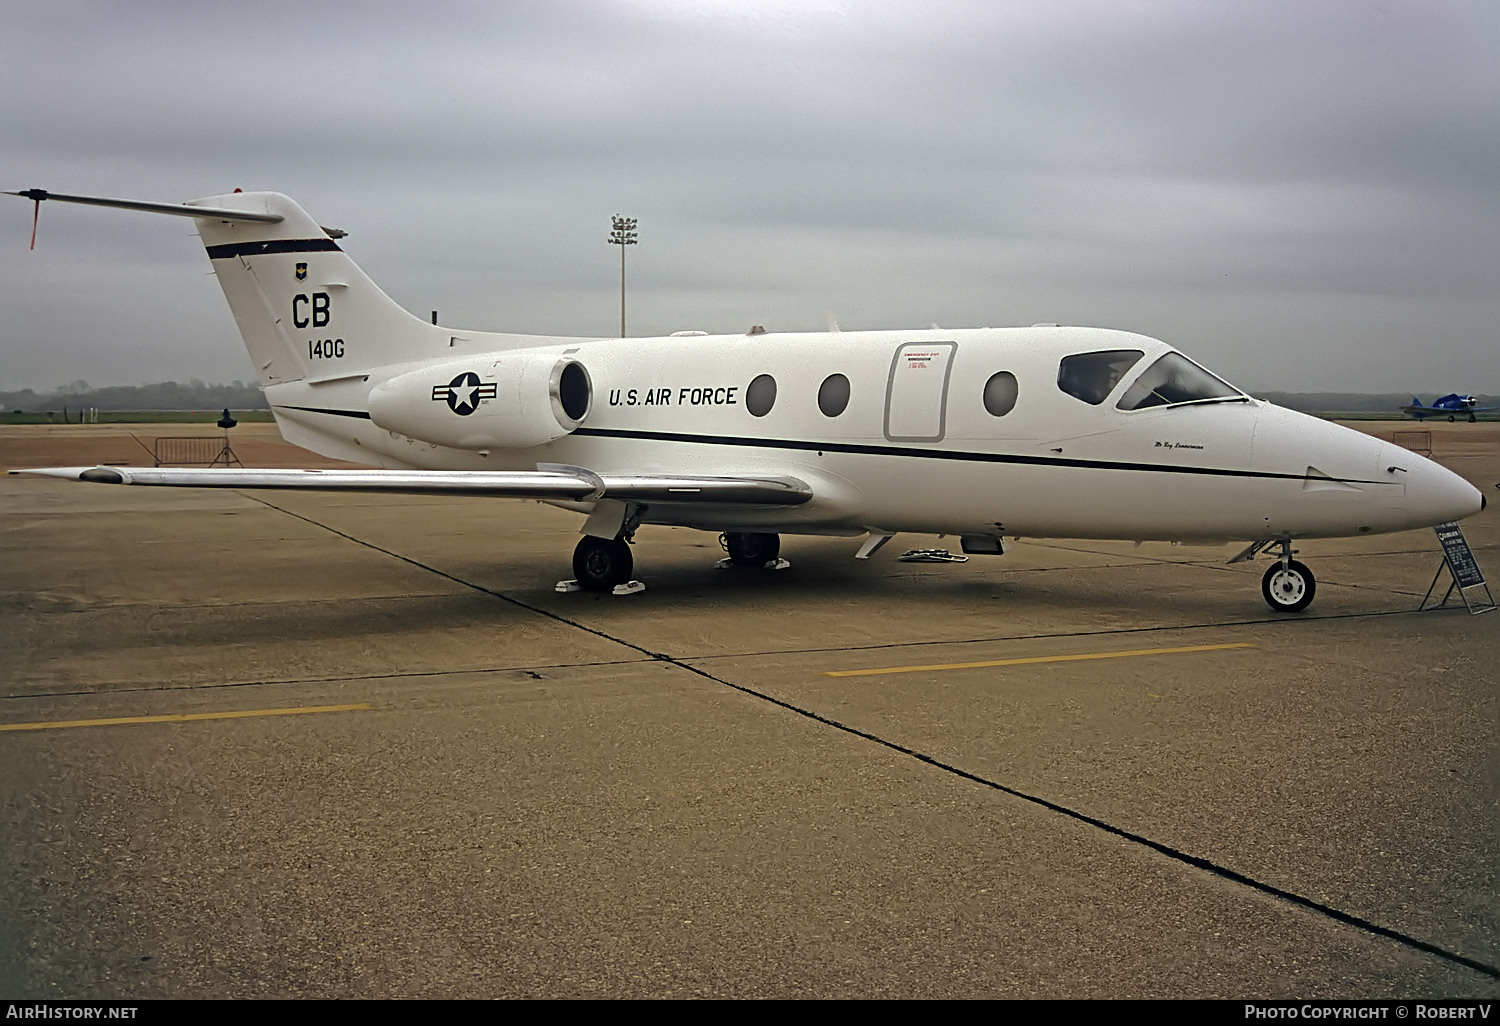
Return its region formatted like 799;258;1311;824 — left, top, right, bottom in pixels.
982;371;1018;416
818;373;850;417
746;374;777;417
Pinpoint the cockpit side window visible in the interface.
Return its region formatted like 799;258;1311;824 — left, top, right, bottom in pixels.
1115;352;1242;410
1057;350;1143;405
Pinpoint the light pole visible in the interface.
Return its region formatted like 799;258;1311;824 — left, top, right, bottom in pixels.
608;215;637;337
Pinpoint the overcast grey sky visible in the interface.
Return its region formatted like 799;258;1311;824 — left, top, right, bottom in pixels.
3;0;1497;393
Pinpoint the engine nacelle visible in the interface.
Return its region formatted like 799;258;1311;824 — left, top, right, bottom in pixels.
368;352;592;450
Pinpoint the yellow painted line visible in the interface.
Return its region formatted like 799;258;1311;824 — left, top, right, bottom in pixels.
823;643;1255;678
0;703;373;733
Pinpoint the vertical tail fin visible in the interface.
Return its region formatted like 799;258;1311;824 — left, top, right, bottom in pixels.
190;192;447;386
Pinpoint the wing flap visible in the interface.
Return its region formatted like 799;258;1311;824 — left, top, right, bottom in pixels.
9;466;813;506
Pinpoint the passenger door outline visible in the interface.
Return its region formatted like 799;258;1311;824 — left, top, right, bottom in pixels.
884;341;957;442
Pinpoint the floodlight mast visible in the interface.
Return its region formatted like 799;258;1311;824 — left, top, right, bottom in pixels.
608;215;637;337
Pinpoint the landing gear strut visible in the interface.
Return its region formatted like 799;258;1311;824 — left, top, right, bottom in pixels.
1260;539;1316;612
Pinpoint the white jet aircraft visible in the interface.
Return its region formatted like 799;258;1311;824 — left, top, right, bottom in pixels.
7;189;1485;612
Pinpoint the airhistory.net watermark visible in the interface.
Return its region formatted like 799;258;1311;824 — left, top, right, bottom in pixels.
5;1007;138;1020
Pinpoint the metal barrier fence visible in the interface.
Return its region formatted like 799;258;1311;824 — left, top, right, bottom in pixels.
153;435;242;467
1391;430;1431;455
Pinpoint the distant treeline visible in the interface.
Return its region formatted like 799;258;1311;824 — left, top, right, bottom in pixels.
1;380;268;413
1252;392;1500;413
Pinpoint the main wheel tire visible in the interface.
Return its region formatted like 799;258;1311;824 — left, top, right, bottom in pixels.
1262;559;1315;612
572;536;633;592
724;532;780;567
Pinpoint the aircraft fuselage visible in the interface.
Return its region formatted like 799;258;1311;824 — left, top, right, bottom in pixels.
269;326;1478;545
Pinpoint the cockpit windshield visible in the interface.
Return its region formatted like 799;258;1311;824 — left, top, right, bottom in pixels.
1115;352;1245;411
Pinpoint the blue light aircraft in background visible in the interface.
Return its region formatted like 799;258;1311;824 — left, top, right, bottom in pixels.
1401;394;1496;423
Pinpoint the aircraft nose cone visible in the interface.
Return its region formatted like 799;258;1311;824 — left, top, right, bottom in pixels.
1389;443;1484;525
1451;476;1484;519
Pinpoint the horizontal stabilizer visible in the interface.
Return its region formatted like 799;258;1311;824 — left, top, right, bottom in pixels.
6;189;283;224
6;189;349;237
10;466;813;506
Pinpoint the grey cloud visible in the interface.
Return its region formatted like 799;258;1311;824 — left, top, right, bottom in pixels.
1;0;1495;392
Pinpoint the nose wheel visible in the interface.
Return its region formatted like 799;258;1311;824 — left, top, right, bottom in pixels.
1261;559;1315;612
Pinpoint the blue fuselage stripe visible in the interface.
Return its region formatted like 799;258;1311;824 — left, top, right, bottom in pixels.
206;239;342;260
273;407;1351;483
571;426;1327;481
276;404;371;420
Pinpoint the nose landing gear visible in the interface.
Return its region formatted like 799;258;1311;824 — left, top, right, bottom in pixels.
1261;557;1316;612
1258;537;1316;613
1234;537;1318;612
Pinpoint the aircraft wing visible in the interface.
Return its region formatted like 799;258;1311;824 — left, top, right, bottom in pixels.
7;465;814;506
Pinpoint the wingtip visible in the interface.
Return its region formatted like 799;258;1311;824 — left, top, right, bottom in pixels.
8;465;122;482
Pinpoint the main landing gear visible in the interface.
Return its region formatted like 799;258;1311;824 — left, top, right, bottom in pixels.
571;535;634;592
559;502;646;595
563;521;788;595
717;532;791;572
1259;539;1316;613
721;531;780;567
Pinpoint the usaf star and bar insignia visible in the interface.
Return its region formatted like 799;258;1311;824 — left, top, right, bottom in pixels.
432;371;498;416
